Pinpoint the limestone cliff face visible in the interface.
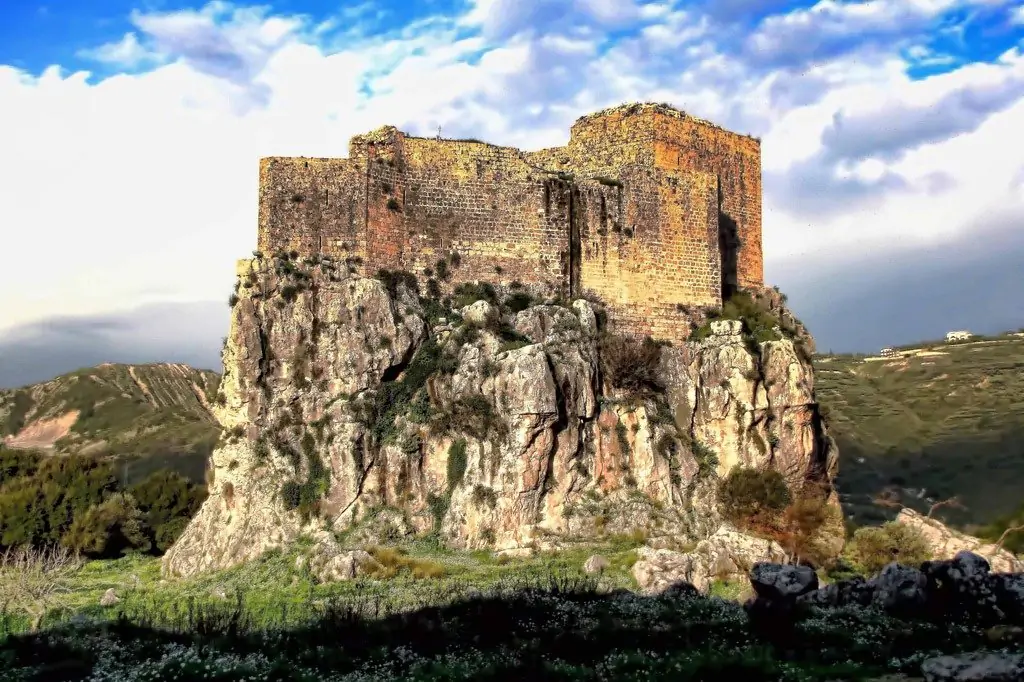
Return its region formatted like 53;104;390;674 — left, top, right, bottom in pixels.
162;256;838;577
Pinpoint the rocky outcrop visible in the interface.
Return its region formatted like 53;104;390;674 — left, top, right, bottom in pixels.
895;509;1023;573
162;255;837;577
632;526;787;594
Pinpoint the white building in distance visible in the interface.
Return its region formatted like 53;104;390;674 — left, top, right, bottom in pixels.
946;330;973;342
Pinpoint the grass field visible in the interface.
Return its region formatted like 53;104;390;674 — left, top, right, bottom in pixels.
0;536;1011;681
815;333;1024;528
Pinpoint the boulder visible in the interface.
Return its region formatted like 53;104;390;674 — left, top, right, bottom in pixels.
583;555;610;576
99;588;119;607
791;551;1024;625
895;509;1022;573
749;563;819;601
308;547;381;583
633;526;787;594
460;300;499;328
921;652;1024;682
870;563;928;613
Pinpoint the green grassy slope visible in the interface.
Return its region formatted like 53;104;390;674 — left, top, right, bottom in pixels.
0;363;221;484
816;333;1024;530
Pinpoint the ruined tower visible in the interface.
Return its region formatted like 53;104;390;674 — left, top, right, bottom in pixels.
257;103;763;342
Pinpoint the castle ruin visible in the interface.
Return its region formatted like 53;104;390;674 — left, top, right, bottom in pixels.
257;102;762;342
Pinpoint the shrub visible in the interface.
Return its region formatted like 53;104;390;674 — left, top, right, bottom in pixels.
386;198;401;212
452;282;498;309
691;292;783;346
0;455;118;549
62;492;151;558
717;467;791;530
446;439;468;492
775;491;832;566
599;334;664;394
364;338;456;445
377;269;419;299
1;391;34;437
0;545;83;631
504;291;535;314
845;521;931;574
365;546;447;580
433;395;503;440
0;447;41;482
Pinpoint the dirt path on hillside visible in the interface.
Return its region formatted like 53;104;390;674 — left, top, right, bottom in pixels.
3;410;80;449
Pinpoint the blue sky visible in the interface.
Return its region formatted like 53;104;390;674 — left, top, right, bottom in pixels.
0;0;1023;383
4;1;1021;81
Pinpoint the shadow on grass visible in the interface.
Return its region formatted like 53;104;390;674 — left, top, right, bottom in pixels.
0;571;1002;682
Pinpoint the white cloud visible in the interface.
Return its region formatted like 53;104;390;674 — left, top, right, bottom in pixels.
1;0;1023;337
744;0;1009;66
1011;4;1024;24
763;50;1024;263
77;32;157;68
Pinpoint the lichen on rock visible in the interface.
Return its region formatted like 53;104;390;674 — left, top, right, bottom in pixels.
162;254;839;578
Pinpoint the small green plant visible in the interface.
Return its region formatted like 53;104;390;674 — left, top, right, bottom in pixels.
446;439;468;492
386;197;401;212
471;484;498;508
615;421;630;454
845;521;932;574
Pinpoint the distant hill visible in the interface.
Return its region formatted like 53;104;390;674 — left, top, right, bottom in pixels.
816;333;1024;530
0;363;221;484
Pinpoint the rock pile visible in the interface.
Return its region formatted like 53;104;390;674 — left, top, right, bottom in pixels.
748;550;1024;625
745;551;1024;682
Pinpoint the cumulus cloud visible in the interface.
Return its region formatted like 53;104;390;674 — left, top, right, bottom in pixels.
2;0;1024;375
461;0;653;39
762;48;1024;230
77;32;158;68
820;63;1024;163
743;0;997;68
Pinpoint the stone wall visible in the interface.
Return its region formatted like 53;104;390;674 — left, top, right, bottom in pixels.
258;157;367;259
255;103;763;342
566;104;762;293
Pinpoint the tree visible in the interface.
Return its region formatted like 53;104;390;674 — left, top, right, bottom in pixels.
0;454;118;549
130;469;207;551
63;493;151;558
776;490;831;565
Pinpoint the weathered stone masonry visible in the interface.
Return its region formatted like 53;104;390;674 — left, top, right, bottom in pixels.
257;103;763;342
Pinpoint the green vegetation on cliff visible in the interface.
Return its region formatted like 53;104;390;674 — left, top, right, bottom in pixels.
816;333;1024;530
